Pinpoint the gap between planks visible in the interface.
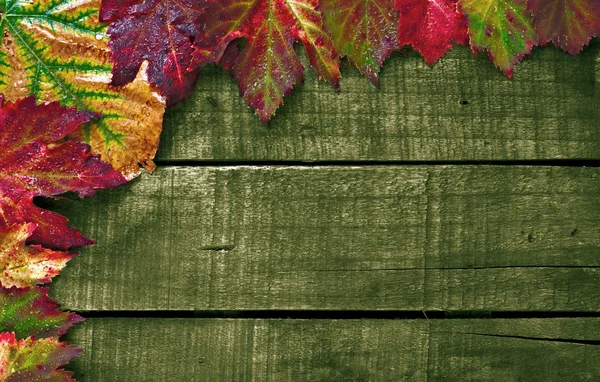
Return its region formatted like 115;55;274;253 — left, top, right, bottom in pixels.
153;159;600;168
76;310;600;320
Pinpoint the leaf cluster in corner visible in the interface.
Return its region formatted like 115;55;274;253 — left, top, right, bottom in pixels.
0;0;166;180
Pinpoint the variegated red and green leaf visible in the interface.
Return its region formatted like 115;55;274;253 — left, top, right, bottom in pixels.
192;0;341;123
0;0;166;180
396;0;468;65
528;0;600;55
100;0;206;105
1;287;83;340
459;0;536;76
0;96;126;250
0;224;73;289
0;332;80;381
320;0;399;86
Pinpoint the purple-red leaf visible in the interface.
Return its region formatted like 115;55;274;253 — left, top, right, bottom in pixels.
192;0;341;123
528;0;600;55
320;0;400;86
0;287;83;340
100;0;140;21
0;332;80;382
396;0;468;65
0;96;126;250
101;0;206;105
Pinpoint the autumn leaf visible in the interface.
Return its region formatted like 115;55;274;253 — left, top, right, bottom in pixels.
0;0;166;180
1;287;83;339
528;0;600;55
0;96;126;251
99;0;140;20
396;0;468;65
0;332;80;381
0;224;74;289
100;0;206;105
218;40;242;71
191;0;341;123
320;0;399;86
459;0;536;76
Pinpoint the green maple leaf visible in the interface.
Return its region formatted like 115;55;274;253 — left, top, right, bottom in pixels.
0;332;80;381
1;287;83;340
459;0;536;76
320;0;400;86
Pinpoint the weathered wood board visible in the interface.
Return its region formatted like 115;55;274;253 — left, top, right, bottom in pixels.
65;318;600;381
49;165;600;311
44;43;600;381
157;43;600;162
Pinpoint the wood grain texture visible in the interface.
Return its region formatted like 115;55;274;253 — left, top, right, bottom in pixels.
157;42;600;162
65;318;600;381
48;166;600;311
51;42;600;380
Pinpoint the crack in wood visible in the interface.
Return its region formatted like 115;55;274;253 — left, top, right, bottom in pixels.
436;332;600;346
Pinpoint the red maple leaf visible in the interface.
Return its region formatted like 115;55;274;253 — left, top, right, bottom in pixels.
100;0;206;105
396;0;468;65
191;0;341;123
0;96;126;251
528;0;600;55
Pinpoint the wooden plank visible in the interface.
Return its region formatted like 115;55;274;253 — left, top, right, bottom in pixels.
65;318;600;381
49;166;600;311
428;318;600;381
157;42;600;162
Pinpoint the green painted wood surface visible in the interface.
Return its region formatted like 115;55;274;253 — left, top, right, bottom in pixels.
65;318;600;381
45;45;600;380
49;165;600;311
157;43;600;162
